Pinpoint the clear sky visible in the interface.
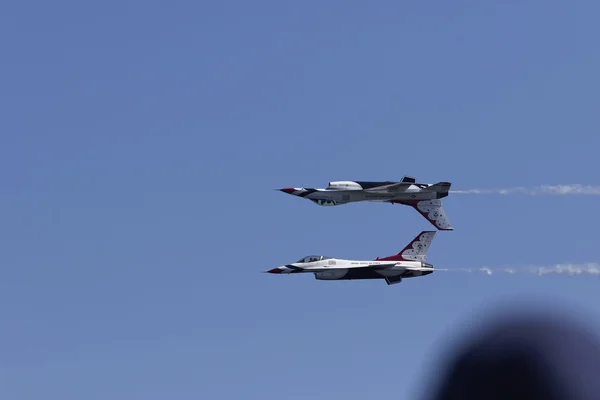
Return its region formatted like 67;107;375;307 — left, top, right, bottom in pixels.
1;1;600;399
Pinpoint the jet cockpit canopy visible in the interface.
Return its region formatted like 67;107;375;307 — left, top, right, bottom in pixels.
295;255;332;263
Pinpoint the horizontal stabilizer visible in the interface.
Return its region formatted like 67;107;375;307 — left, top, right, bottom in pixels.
424;181;451;194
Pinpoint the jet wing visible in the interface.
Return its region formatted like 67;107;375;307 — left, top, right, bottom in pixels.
347;263;397;270
363;182;411;193
310;262;398;271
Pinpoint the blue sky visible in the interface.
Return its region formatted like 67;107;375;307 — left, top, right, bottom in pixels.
1;1;600;399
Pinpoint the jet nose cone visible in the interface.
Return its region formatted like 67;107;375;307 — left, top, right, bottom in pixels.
266;267;284;274
279;188;296;195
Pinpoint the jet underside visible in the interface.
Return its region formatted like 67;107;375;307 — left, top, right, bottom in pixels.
313;266;433;280
279;180;453;230
277;262;433;285
304;189;438;206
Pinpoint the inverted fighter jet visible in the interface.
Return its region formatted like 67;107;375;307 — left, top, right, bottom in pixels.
266;231;440;286
278;176;453;230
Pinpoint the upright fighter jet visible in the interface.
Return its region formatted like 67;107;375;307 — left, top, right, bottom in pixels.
266;231;440;286
278;176;453;230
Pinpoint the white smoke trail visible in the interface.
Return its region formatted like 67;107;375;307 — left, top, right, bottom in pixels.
450;184;600;196
444;263;600;276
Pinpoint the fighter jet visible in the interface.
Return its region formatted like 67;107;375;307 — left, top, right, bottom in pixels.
278;176;453;230
266;231;440;286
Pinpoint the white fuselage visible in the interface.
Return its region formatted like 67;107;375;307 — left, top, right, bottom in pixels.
276;258;434;281
305;184;438;206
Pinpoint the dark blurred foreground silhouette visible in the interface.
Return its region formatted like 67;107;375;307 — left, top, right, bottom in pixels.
424;306;600;400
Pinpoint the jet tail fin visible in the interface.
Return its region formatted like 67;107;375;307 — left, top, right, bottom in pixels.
412;199;453;230
392;199;453;230
400;176;416;183
376;231;436;262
